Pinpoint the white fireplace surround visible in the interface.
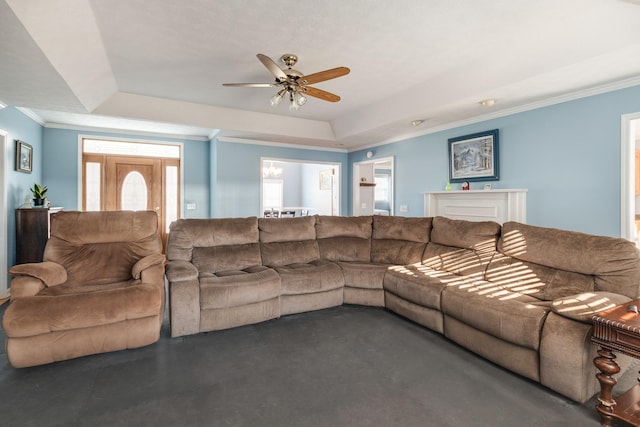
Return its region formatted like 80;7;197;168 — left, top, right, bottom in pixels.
424;189;527;224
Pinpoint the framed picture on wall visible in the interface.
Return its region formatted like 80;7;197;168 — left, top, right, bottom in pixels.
448;129;499;182
15;140;33;173
319;169;333;190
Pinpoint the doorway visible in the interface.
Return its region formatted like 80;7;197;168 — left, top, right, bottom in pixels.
260;158;340;217
82;138;181;247
353;156;394;216
0;130;8;298
622;114;640;242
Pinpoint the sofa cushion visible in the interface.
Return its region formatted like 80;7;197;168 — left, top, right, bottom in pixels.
316;216;372;262
500;222;640;299
167;217;259;262
45;210;162;287
199;267;281;310
371;216;432;264
259;216;316;243
423;243;491;276
442;284;550;350
430;216;500;250
423;217;500;277
259;216;320;266
275;260;344;295
192;243;262;273
550;291;632;323
484;253;595;301
383;265;459;310
339;262;389;290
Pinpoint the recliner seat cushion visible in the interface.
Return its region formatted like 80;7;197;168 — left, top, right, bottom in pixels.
442;284;550;350
275;260;344;295
199;267;281;310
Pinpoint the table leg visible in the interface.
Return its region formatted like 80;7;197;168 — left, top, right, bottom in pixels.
594;347;621;427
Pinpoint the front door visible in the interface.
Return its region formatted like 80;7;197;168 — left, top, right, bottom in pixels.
83;152;180;249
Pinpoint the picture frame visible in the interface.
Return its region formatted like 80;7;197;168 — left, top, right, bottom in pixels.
319;169;333;190
448;129;499;182
15;140;33;173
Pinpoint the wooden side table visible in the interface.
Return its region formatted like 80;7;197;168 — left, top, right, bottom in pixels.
592;300;640;427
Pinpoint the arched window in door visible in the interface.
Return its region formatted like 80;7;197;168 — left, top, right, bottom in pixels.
121;171;148;211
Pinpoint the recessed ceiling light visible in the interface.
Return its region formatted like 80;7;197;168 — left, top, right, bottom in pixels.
411;119;424;127
479;99;496;107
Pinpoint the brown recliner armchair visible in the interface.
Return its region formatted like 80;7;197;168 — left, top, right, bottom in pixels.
2;210;166;368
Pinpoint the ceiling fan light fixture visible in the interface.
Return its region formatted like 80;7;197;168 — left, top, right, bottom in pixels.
270;89;286;107
288;91;299;111
296;92;307;106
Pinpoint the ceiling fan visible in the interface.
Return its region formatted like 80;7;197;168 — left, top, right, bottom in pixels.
223;53;350;111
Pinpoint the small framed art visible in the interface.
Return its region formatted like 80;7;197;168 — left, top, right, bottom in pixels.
448;129;499;182
15;140;33;173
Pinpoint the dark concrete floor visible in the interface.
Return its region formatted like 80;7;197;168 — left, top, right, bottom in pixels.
0;304;611;426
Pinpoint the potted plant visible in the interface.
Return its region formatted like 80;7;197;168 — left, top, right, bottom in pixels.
30;183;48;207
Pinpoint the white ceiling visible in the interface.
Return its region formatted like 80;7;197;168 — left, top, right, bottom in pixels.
1;0;640;150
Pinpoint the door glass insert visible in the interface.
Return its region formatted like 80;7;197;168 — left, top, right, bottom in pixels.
85;162;101;211
165;165;178;232
121;171;148;211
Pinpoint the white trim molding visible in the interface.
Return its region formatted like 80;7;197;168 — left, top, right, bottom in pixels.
621;112;640;241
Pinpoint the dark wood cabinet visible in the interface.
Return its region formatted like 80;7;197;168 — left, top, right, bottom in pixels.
15;207;62;264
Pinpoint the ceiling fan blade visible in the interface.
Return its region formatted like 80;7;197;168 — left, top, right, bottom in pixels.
300;86;341;102
223;83;278;87
299;67;350;85
257;54;288;81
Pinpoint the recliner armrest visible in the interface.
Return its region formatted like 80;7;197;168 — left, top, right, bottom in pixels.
551;291;632;324
9;261;67;287
132;253;166;279
165;260;199;282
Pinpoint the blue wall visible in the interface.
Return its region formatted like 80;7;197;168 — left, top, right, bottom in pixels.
0;107;44;269
349;85;640;237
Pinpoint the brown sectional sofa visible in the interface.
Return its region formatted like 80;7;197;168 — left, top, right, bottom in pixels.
165;215;640;403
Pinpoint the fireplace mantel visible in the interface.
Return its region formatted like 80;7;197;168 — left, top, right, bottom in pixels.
424;189;527;224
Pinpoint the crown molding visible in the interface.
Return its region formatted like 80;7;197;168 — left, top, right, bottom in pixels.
16;107;45;125
44;121;210;142
217;136;348;153
348;77;640;152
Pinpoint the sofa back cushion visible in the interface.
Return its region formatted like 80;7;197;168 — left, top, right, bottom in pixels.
167;217;262;273
423;216;500;276
371;216;432;264
44;210;162;286
484;253;595;300
315;216;372;262
499;221;640;299
259;216;319;266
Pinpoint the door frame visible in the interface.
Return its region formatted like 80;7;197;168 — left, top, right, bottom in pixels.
352;156;394;216
621;112;640;241
0;129;8;298
77;134;184;219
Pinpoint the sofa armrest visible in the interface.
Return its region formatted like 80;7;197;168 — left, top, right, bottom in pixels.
166;260;199;282
9;262;67;287
132;253;166;279
551;291;632;324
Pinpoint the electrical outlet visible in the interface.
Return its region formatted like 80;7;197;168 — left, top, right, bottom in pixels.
400;204;408;212
361;203;367;209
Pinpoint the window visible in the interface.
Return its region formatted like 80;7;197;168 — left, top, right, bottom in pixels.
375;174;389;202
263;179;283;211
